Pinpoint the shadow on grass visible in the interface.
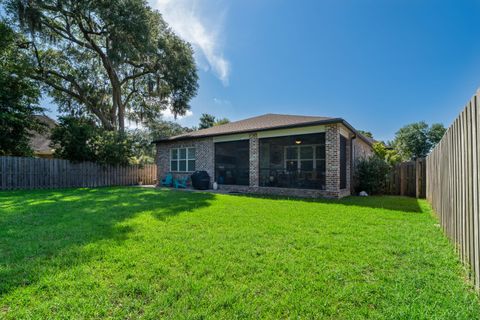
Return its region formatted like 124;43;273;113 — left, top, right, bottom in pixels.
0;187;214;295
334;195;424;213
221;192;424;213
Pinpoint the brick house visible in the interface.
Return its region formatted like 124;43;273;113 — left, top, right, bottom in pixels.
154;114;373;198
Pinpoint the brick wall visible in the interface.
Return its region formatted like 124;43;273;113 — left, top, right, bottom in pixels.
324;124;359;198
218;184;335;198
325;124;341;197
341;138;351;198
156;138;214;185
353;138;373;161
249;133;259;187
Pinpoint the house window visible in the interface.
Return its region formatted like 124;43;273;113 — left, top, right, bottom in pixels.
170;147;195;172
284;145;321;172
340;135;347;189
285;146;299;172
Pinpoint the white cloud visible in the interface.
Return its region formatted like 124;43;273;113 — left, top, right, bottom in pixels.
213;97;232;106
150;0;230;86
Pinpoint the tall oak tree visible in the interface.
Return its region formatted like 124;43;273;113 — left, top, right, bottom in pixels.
6;0;198;132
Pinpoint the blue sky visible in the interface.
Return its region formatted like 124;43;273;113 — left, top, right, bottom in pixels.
48;1;480;141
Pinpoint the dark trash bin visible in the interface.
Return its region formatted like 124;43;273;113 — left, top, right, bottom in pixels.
191;171;210;190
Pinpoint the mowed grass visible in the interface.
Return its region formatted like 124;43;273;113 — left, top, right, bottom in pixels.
0;188;479;319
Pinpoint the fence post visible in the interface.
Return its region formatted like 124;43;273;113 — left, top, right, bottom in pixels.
415;158;426;198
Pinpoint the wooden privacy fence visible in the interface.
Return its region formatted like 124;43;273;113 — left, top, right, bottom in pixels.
386;158;426;198
426;90;480;291
0;156;157;190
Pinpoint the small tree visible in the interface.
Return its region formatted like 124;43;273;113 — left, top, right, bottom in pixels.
214;117;230;126
128;129;156;165
199;113;216;129
144;117;192;140
372;142;401;166
428;123;447;146
198;113;229;129
358;130;373;139
392;122;446;160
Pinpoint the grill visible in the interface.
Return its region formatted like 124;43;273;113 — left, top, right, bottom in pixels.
191;171;210;190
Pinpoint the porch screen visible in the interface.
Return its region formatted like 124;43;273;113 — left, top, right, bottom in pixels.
259;133;326;190
340;135;347;189
214;140;250;185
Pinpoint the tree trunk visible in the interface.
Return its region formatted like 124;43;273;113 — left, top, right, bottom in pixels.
78;21;124;132
111;84;124;132
118;103;125;132
90;107;115;130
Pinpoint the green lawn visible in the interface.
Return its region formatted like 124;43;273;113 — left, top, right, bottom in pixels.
0;188;478;319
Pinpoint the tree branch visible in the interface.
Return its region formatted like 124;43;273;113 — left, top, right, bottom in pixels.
123;88;138;107
31;71;113;129
30;74;84;102
30;40;43;69
120;69;152;85
42;20;93;49
44;70;85;96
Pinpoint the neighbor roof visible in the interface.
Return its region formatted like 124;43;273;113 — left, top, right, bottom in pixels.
153;113;372;146
29;115;57;154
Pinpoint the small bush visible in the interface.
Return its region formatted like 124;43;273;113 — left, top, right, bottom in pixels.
354;156;391;195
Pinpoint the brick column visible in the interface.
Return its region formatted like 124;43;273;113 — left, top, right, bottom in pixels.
343;137;352;197
155;143;163;186
325;124;340;197
195;138;215;184
346;138;351;191
249;133;259;187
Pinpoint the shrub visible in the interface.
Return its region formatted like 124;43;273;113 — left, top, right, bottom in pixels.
51;116;97;162
52;116;136;165
90;131;135;166
354;156;391;195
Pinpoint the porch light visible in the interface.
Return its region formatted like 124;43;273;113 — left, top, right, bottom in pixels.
295;139;302;145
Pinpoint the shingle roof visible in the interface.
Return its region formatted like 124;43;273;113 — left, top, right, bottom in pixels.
153;113;372;146
154;114;334;141
29;115;57;154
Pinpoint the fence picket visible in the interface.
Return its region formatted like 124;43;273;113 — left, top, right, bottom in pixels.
385;160;425;198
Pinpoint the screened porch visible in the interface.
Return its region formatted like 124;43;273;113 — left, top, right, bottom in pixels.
259;133;326;190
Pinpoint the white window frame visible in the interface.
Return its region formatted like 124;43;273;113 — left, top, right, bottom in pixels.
170;147;196;172
284;144;325;171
